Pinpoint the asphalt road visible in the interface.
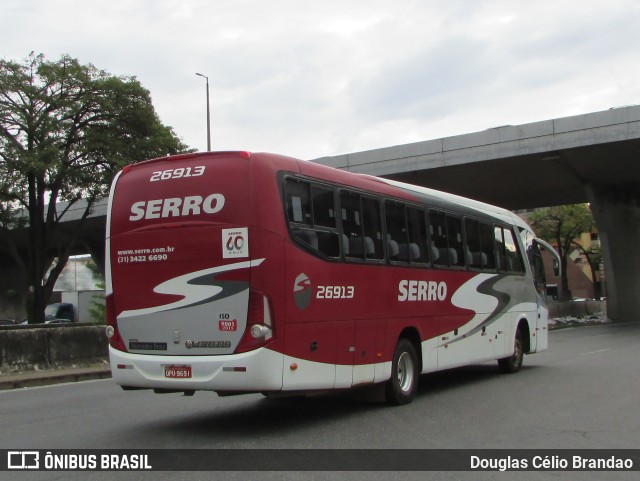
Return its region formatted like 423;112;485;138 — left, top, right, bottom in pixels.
2;322;639;481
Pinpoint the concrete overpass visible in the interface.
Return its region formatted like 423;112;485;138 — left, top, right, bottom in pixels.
1;106;639;321
0;196;108;320
314;105;640;322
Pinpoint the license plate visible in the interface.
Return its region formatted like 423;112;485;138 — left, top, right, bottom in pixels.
164;365;192;378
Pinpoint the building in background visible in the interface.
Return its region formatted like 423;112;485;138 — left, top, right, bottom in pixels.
52;255;102;292
541;230;604;301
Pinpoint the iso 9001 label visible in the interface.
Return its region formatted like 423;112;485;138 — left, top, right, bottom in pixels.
218;319;238;331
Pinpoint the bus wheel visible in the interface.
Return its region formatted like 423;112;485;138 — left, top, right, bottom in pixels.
385;339;419;405
498;329;524;374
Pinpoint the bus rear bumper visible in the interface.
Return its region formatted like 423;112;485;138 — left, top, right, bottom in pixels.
109;346;284;392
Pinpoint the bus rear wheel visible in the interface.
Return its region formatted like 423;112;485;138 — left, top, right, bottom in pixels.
498;329;524;373
385;339;419;405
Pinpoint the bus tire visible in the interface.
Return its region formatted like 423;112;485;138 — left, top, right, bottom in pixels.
385;338;419;405
498;328;524;374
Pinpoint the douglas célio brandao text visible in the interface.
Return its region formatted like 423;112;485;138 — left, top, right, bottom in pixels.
470;454;635;471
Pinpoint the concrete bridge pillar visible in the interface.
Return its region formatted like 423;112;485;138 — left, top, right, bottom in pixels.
586;183;640;322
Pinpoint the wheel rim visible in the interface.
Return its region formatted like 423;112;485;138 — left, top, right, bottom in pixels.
396;351;414;392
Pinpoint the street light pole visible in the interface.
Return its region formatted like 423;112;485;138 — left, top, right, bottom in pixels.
195;72;211;151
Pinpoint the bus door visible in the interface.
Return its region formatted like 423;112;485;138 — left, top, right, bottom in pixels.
529;238;560;352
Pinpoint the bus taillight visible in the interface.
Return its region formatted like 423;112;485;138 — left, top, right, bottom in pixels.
235;289;274;353
105;294;127;352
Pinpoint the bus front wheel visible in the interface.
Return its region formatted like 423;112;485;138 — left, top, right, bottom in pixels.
385;339;419;405
498;329;524;373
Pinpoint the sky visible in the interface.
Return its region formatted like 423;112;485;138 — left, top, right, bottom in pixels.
2;0;640;160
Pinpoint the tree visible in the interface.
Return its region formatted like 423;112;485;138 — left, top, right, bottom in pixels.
0;53;191;323
86;259;106;324
570;236;604;299
527;204;595;300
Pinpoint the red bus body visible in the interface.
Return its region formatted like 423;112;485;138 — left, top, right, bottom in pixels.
105;151;551;404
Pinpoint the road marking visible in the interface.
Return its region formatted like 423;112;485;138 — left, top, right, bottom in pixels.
579;348;610;356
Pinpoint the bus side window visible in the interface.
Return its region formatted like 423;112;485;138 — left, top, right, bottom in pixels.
385;202;428;265
341;191;364;259
479;222;496;269
465;218;501;271
284;179;311;225
406;207;428;264
311;185;340;257
465;218;483;268
447;215;465;267
341;191;383;262
503;227;525;273
495;226;507;271
494;226;525;273
362;197;383;260
285;178;340;258
430;210;449;267
430;211;464;268
311;185;336;228
385;201;408;262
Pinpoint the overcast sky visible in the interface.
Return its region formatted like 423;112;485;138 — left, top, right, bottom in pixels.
3;0;640;159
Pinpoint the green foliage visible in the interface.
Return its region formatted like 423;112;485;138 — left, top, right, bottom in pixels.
528;204;594;248
86;260;105;324
88;294;106;325
0;52;192;322
0;53;190;208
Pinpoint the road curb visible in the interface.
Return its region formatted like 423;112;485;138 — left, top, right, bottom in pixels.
0;367;112;390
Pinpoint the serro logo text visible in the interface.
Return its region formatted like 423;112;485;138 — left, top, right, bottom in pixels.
129;194;225;221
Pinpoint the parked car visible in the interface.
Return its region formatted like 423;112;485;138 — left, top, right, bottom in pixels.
44;303;75;322
44;318;75;325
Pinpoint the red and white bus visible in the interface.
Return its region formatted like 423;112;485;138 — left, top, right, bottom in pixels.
105;151;557;404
